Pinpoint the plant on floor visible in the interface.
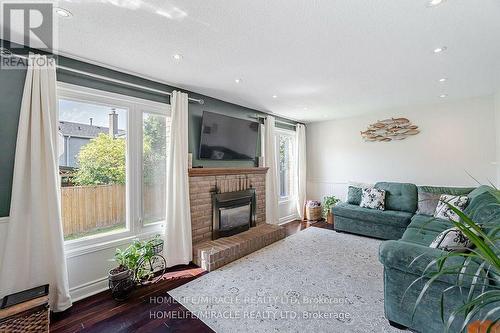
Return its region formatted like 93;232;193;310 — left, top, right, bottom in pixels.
108;235;163;300
322;195;340;218
407;187;500;332
111;235;163;280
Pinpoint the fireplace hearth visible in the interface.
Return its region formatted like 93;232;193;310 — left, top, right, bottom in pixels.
212;188;256;240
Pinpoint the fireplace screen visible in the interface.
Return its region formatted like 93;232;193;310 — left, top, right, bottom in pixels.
212;188;256;240
219;204;251;231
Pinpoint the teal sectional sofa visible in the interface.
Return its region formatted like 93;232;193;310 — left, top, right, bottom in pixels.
378;185;499;332
333;181;499;332
333;182;419;240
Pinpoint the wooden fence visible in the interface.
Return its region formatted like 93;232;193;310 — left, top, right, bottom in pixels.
61;184;126;237
61;184;165;237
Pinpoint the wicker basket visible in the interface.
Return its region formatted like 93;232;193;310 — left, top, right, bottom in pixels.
0;296;49;333
305;206;322;221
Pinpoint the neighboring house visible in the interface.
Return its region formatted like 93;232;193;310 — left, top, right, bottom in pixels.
59;111;124;167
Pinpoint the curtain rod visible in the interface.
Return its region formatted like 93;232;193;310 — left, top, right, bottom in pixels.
250;115;301;127
7;53;205;105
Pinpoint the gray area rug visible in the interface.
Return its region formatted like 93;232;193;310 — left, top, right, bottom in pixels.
170;227;401;332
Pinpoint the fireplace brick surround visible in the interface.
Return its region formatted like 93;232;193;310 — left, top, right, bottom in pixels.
188;167;286;271
188;168;267;244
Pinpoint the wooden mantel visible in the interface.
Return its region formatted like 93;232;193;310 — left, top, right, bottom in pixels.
188;167;269;177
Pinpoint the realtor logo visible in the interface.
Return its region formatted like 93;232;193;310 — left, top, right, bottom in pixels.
1;2;55;69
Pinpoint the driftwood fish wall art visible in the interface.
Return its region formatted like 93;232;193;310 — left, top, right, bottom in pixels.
361;118;420;142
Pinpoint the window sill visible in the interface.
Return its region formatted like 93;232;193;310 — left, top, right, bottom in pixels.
279;197;296;204
65;228;164;259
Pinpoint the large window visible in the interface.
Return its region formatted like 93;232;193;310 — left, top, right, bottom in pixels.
57;83;170;245
276;130;296;200
59;99;128;240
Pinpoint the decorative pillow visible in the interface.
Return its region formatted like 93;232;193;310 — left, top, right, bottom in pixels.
434;195;469;221
429;227;472;252
360;188;386;210
416;191;441;215
347;186;363;205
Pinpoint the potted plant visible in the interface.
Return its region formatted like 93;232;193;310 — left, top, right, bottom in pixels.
108;235;165;299
408;187;500;332
108;247;136;301
323;195;340;225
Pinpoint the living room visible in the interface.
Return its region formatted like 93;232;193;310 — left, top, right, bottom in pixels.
0;1;499;333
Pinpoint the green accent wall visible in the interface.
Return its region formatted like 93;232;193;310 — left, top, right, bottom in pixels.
0;50;296;217
0;66;26;218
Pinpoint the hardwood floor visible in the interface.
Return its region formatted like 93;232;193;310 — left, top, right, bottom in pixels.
50;220;332;333
283;219;332;236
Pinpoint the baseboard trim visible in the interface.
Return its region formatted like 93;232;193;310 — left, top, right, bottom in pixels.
69;276;109;302
279;214;299;225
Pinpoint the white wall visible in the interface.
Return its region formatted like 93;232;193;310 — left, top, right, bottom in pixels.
0;216;145;302
307;96;498;201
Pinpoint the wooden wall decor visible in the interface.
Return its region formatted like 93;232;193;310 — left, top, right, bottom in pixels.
361;118;420;142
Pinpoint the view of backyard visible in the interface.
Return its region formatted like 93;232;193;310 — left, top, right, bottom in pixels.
59;99;168;240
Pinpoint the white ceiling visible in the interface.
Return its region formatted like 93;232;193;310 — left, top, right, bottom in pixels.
26;1;500;121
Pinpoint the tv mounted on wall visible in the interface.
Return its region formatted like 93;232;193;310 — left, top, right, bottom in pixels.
199;111;259;160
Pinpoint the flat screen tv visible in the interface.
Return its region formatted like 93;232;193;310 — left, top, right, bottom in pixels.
199;111;259;160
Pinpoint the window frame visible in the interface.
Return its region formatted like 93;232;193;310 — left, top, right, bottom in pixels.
58;82;170;254
275;128;296;203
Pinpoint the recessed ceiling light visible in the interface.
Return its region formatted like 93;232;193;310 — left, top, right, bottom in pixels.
427;0;446;7
433;46;447;54
172;54;182;61
440;94;448;98
272;95;278;99
234;78;241;84
55;7;72;18
303;107;308;111
439;78;447;82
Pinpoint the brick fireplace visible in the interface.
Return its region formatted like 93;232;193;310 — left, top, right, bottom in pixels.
188;167;285;271
188;167;267;243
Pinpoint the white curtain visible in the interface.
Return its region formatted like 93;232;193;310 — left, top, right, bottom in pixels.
164;91;192;267
0;54;72;311
263;116;279;225
295;124;307;219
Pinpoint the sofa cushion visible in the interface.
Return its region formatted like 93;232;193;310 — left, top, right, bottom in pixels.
464;190;500;232
333;203;413;228
360;188;386;210
433;194;469;221
347;186;362;205
417;185;474;196
407;214;454;232
400;228;440;246
467;185;494;201
374;182;417;213
379;240;480;286
429;227;472;252
416;191;441;215
402;214;453;246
